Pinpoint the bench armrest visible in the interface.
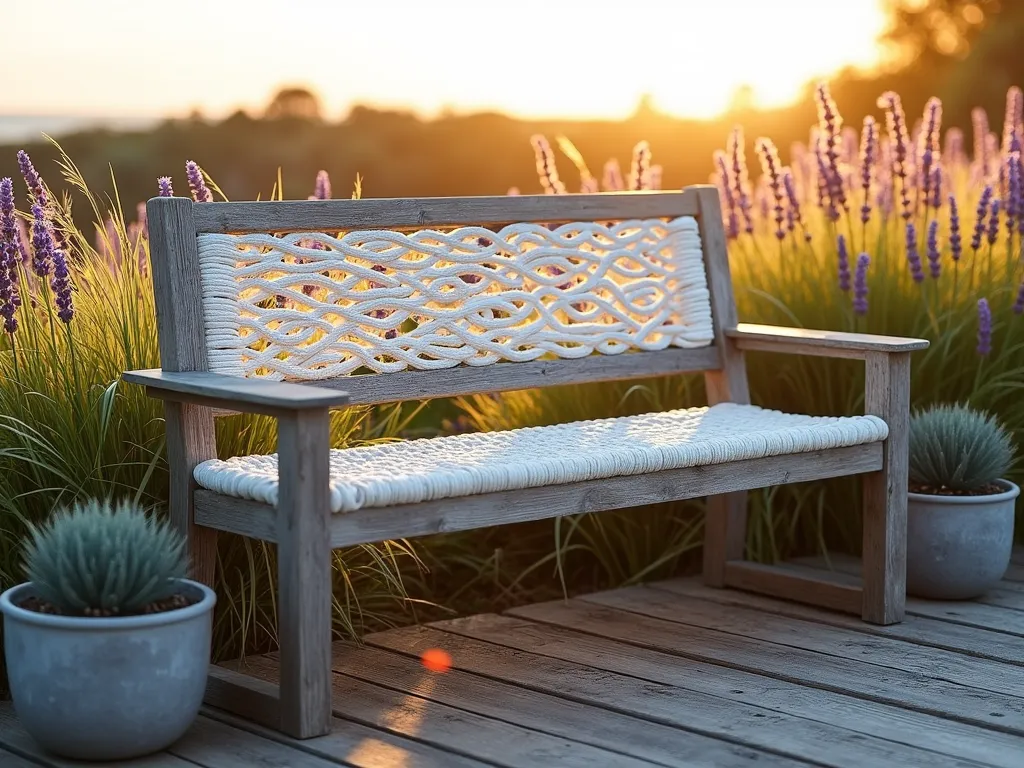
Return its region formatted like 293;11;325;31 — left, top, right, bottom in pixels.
122;369;350;415
726;323;929;359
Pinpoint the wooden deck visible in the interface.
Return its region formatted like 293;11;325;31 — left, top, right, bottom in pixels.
6;553;1024;767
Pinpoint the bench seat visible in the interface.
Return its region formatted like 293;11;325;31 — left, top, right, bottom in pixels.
193;403;889;513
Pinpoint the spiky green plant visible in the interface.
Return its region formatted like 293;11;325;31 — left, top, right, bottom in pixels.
24;498;187;614
909;404;1016;493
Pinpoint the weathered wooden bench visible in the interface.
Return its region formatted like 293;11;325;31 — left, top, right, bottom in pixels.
124;186;928;739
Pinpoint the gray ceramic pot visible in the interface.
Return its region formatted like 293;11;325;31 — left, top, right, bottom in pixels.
907;480;1019;600
0;578;215;761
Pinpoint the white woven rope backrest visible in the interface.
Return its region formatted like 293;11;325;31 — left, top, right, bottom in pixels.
195;216;714;381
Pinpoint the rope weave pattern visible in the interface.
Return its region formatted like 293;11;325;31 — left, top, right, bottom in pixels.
194;404;888;514
195;217;714;380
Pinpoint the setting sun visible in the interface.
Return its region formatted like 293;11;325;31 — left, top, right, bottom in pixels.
5;0;889;121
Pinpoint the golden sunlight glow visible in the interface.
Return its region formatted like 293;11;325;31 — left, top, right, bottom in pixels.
5;0;889;121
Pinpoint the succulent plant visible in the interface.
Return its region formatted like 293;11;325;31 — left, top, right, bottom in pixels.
23;498;187;615
909;403;1016;493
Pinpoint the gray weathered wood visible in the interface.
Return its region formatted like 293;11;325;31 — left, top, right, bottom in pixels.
193;443;884;546
205;665;282;731
191;190;702;234
509;597;1024;733
0;702;194;767
241;652;655;768
695;187;753;590
585;585;1024;699
862;351;911;624
264;346;722;407
656;577;1024;665
277;408;334;739
722;560;863;614
169;715;338;768
790;554;1024;636
368;623;966;768
124;369;351;413
441;612;1023;768
728;324;929;357
148;196;220;589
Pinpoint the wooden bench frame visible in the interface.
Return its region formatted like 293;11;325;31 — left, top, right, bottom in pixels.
124;186;928;739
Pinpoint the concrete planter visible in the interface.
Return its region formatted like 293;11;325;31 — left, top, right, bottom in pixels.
0;578;215;761
907;480;1019;600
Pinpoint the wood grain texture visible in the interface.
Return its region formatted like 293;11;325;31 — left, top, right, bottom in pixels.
205;665;282;732
269;346;722;407
242;652;653;768
125;369;351;412
510;596;1024;733
655;576;1024;665
440;612;1022;768
862;351;911;624
695;187;752;589
587;585;1024;700
729;324;929;357
191;189;702;233
721;560;863;614
369;623;961;768
276;408;334;739
169;716;338;768
147;196;220;590
193;443;883;547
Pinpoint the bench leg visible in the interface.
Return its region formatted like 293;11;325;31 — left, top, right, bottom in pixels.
703;491;747;587
276;408;334;738
164;401;218;587
861;352;910;625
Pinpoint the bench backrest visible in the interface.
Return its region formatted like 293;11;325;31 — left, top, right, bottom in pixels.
146;186;744;406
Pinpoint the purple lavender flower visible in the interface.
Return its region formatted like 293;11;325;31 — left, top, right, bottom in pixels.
50;245;73;323
972;185;994;251
919;98;943;205
815;83;847;211
17;150;47;207
944;127;965;168
714;151;740;239
988;199;1002;246
973;108;991;179
602;159;624;192
755;138;786;240
728;127;755;234
929;165;943;209
629;141;651;191
185;160;213;203
859;116;876;224
877;92;913;220
157;176;174;197
0;178;22;333
837;234;851;291
949;195;962;262
648;164;663;190
1007;150;1023;235
814;136;840;222
312;170;331;200
1014;281;1024;314
782;169;810;241
530;135;566;195
977;298;992;355
905;222;924;283
853;253;870;315
926;219;941;279
1004;87;1023;154
30;204;54;278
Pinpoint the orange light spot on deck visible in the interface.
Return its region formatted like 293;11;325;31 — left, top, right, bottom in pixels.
421;648;451;673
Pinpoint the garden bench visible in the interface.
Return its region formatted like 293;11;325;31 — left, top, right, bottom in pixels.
124;186;928;739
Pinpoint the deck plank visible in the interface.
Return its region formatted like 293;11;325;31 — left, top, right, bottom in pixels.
508;597;1024;734
331;639;788;767
653;578;1024;665
366;622;975;768
168;716;341;767
436;611;1020;768
791;555;1024;635
582;585;1024;698
239;652;653;767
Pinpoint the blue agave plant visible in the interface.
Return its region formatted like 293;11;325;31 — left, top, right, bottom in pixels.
909;404;1016;493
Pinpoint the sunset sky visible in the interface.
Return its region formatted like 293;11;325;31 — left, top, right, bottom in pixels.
5;0;890;121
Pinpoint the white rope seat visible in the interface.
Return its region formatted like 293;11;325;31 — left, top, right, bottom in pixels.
193;404;888;514
195;217;714;380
